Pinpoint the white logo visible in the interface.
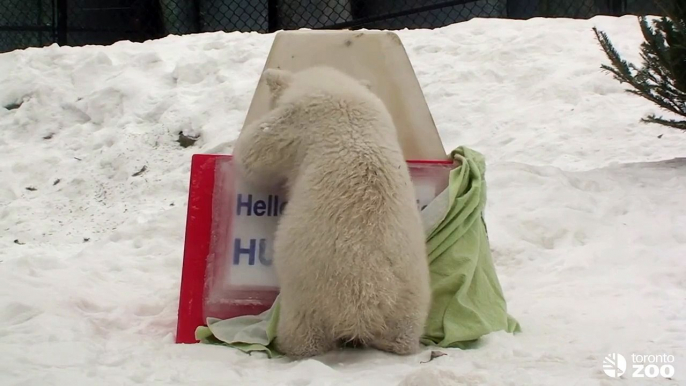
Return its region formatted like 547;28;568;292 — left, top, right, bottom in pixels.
631;354;676;378
602;352;676;378
603;353;627;378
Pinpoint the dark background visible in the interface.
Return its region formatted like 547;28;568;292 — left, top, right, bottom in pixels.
0;0;671;53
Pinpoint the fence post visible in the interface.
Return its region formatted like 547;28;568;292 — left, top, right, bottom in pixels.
267;0;278;32
193;0;202;32
56;0;68;46
608;0;626;15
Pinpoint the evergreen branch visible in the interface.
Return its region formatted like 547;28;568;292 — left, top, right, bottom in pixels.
594;26;685;116
592;4;686;132
633;61;686;113
638;16;671;74
642;115;686;131
593;28;635;82
626;88;685;116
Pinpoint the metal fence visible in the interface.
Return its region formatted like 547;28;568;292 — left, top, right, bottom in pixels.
0;0;671;53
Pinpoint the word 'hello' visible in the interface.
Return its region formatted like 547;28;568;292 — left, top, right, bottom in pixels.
236;193;287;217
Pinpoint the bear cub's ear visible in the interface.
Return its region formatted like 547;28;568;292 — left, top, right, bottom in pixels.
358;79;373;90
263;68;293;99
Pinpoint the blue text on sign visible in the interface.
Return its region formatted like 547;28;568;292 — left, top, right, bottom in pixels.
236;193;287;217
233;238;273;266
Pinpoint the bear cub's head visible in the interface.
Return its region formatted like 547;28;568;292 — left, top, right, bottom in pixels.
261;66;374;109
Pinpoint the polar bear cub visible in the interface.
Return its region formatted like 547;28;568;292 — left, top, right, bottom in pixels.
233;66;432;359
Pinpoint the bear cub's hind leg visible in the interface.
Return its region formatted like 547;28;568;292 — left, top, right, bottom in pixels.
370;312;425;356
274;306;336;359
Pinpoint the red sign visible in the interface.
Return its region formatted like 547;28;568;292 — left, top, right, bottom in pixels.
175;154;453;344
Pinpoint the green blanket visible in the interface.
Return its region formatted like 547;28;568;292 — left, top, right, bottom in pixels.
195;146;520;358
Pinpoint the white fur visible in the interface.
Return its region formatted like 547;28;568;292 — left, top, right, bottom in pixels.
233;66;432;359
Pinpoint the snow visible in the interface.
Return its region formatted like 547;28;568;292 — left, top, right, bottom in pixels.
1;14;685;386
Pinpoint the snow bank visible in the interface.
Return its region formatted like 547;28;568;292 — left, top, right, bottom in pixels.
1;15;685;385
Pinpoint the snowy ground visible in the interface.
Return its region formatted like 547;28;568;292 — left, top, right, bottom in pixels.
1;14;685;386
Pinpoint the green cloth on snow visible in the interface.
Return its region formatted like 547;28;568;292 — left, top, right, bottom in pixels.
195;146;520;358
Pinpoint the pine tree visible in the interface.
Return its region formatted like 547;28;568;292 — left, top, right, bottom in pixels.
592;0;686;131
